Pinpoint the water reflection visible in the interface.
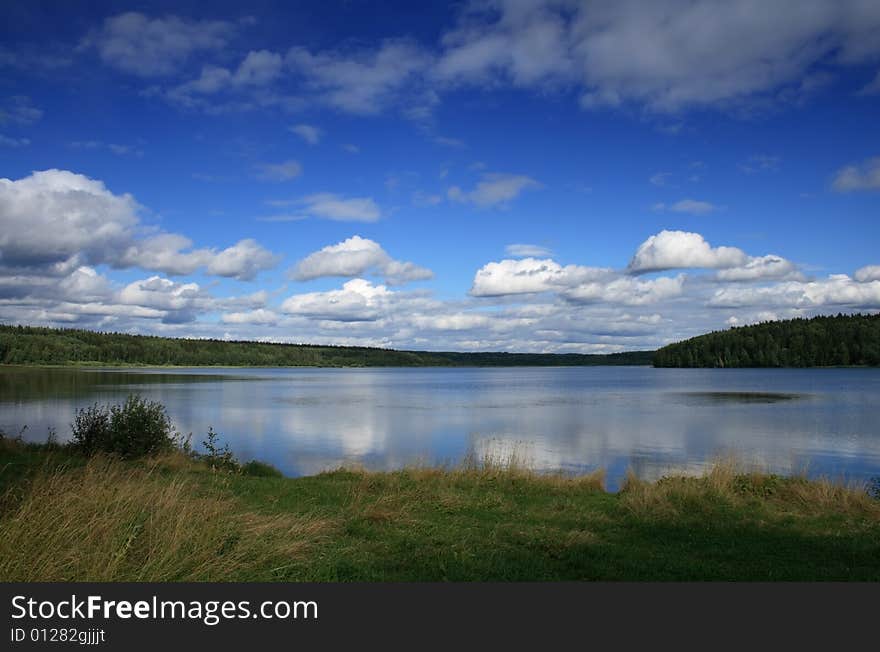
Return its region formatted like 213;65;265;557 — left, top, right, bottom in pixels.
2;366;879;490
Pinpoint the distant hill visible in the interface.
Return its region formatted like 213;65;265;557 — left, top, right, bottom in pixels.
0;324;654;367
653;313;880;368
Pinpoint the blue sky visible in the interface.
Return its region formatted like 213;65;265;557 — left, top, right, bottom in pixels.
1;0;879;352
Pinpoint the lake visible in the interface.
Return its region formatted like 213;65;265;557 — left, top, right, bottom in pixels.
2;365;879;491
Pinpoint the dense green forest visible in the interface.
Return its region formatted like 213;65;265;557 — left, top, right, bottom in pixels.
0;324;653;367
653;313;880;368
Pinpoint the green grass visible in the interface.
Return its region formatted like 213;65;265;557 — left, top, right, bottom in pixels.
1;442;878;581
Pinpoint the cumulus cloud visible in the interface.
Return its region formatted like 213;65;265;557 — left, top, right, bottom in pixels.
290;123;322;144
281;278;392;321
562;275;684;306
80;12;235;77
205;239;281;280
290;236;432;285
709;275;880;309
448;173;540;207
855;265;880;283
256;160;303;181
628;230;748;273
716;255;802;282
114;233;279;281
505;244;553;258
832;157;880;192
0;169;139;270
119;276;201;311
221;308;280;325
471;258;609;297
286;39;431;114
0;169;278;280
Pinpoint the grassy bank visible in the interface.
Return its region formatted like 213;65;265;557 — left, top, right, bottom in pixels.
2;441;878;581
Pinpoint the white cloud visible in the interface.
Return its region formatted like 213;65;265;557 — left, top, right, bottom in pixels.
119;276;201;311
0;169;278;280
652;199;718;215
295;193;382;222
855;265;880;283
448;173;540;207
234;50;283;86
57;266;112;302
716;255;801;282
290;236;432;285
290;123;322;145
221;308;280;325
435;1;880;113
168;50;284;104
471;258;609;297
118;235;278;281
256;160;303;181
286;39;431;114
281;278;392;321
0;169;138;270
435;1;574;87
505;244;553;258
408;313;492;331
562;275;684;306
628;230;748;273
709;275;880;309
205;239;281;280
832;157;880;192
81;12;235;77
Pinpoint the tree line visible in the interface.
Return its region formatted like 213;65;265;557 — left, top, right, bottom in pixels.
0;324;654;367
653;313;880;367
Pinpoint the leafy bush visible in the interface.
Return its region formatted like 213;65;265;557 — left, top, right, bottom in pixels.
201;427;239;472
71;404;111;455
241;460;283;478
71;395;176;459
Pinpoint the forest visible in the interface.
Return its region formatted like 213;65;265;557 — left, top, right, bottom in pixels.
653;313;880;367
0;324;654;367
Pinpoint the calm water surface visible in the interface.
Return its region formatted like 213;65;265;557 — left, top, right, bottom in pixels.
2;365;879;490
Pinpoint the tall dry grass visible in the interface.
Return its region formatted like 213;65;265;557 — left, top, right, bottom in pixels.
0;456;332;581
618;456;880;519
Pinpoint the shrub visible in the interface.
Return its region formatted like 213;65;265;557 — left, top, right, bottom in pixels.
71;403;111;455
71;395;176;459
241;460;283;478
202;427;239;472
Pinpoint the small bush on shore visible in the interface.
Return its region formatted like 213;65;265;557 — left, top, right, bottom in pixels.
71;395;177;459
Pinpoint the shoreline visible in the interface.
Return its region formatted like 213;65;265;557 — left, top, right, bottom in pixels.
2;442;878;582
